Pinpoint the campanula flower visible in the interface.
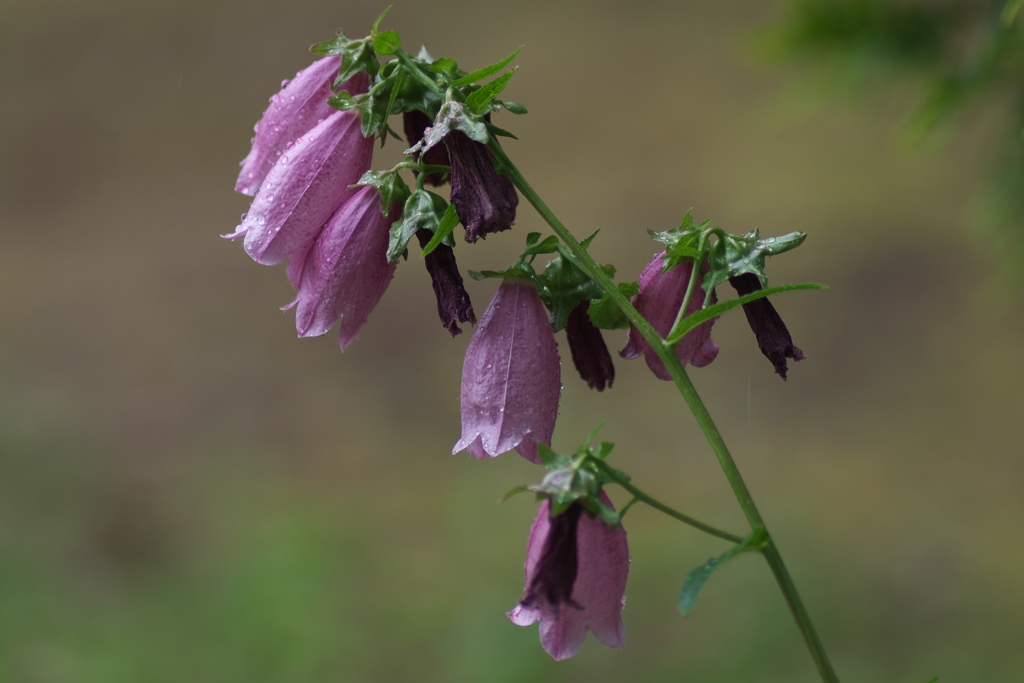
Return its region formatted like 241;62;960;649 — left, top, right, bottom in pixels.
452;277;559;463
236;58;368;196
288;185;398;349
231;109;374;266
446;131;519;242
728;273;806;379
508;494;629;660
620;253;719;381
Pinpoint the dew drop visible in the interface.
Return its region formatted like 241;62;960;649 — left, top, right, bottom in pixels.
256;216;266;225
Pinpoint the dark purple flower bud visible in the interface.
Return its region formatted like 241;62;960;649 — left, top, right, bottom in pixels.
728;273;806;380
452;278;560;463
415;229;476;336
445;131;519;242
620;253;719;381
509;494;629;660
565;302;615;391
402;110;451;187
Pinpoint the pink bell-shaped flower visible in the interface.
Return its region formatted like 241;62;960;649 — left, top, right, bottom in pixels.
236;58;367;196
508;494;629;660
452;277;560;464
290;185;398;349
620;253;719;381
232;109;374;266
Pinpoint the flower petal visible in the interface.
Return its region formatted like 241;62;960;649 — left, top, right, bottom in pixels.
241;110;373;266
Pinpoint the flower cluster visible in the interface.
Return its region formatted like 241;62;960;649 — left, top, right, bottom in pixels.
228;28;811;665
227;53;525;346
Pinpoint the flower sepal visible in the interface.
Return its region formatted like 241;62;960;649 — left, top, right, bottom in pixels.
355;168;411;216
388;188;450;261
523;439;627;527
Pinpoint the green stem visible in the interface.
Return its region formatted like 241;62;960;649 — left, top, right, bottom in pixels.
591;459;744;544
488;138;839;683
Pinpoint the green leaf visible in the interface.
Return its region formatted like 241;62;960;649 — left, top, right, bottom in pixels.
537;443;560;468
501;485;530;502
679;528;766;616
522;233;560;257
406;99;489;156
648;209;712;271
384;69;406;121
423;57;461;79
587;282;639;330
356;170;409;216
388;190;448;261
665;283;827;345
703;229;807;295
466;69;517;115
419;203;460;257
452;45;523;86
343;41;381;83
500;100;528;114
373;30;402;56
536;250;605;332
310;33;354;56
371;6;392;35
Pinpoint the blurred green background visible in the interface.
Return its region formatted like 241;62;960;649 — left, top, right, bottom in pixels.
2;0;1022;681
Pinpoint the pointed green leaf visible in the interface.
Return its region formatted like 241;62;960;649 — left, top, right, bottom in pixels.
388;190;448;261
371;6;392;35
587;282;639;330
419;203;459;257
500;100;528;114
452;46;523;87
373;30;402;56
665;283;827;346
467;69;517;115
679;528;766;616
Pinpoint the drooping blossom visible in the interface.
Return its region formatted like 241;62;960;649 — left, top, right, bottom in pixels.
288;185;398;349
508;494;629;661
228;108;374;266
415;230;475;335
236;58;367;196
452;277;559;463
403;110;451;187
620;253;719;381
728;273;806;380
445;131;519;242
565;302;614;391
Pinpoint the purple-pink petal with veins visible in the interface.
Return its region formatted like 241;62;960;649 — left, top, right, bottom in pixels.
292;186;398;349
620;253;718;380
508;493;629;660
452;278;560;463
239;109;373;266
236;58;367;196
